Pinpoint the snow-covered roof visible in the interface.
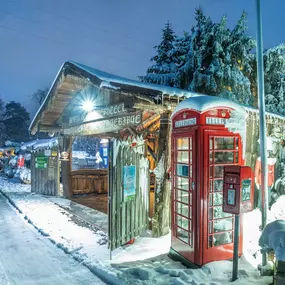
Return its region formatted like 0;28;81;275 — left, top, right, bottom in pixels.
70;61;199;98
32;138;58;151
21;138;58;151
171;94;247;118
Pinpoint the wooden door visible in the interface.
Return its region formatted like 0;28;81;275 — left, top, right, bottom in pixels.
109;139;150;251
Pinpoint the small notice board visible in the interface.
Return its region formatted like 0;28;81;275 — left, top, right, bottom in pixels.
123;165;136;201
35;156;48;169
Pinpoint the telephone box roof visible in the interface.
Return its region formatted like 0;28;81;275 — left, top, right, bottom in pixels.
171;94;247;118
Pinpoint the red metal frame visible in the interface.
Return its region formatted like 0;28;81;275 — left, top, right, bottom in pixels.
171;108;244;266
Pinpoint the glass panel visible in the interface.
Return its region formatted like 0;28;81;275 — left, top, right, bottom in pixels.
209;235;213;247
213;192;223;206
214;180;223;192
189;193;192;205
190;151;192;163
214;166;224;178
177;138;189;150
214;218;233;233
209;194;213;206
177;228;189;244
214;137;234;150
214;232;233;246
214;206;232;219
209;138;213;150
209;152;213;164
209;208;213;220
176;215;189;230
214;151;234;163
209;221;213;234
176;177;189;190
176;164;189;177
176;189;189;204
177;151;189;163
189;138;192;150
189;165;192;178
235;137;239;150
176;202;189;217
242;179;251;201
209;166;213;178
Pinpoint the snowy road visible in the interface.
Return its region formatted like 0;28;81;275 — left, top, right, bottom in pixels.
0;195;107;285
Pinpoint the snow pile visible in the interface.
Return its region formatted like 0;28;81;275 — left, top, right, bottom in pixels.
269;195;285;221
0;177;272;285
0;176;30;193
32;138;58;151
19;167;31;184
259;220;285;261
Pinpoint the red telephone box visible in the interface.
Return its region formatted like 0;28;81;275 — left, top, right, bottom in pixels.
170;95;247;267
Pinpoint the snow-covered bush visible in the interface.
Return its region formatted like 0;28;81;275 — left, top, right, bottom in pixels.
259;220;285;261
19;167;31;184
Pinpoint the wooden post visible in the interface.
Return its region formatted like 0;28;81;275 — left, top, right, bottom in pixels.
59;136;73;198
152;112;171;237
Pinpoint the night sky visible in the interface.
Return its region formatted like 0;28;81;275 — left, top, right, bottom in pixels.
0;0;284;115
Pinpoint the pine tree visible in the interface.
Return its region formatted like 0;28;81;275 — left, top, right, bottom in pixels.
263;44;285;114
140;21;177;87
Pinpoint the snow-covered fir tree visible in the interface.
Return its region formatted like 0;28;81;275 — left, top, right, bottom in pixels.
263;44;285;115
140;21;178;87
141;9;256;106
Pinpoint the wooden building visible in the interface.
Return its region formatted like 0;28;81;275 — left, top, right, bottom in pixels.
29;61;196;249
23;138;60;196
29;61;285;253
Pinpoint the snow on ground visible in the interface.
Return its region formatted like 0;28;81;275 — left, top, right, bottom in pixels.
0;176;272;285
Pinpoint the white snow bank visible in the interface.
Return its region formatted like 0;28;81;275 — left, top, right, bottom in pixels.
0;176;272;285
259;220;285;261
0;176;31;193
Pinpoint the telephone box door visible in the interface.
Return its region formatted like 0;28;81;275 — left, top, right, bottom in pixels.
204;132;242;264
172;131;196;263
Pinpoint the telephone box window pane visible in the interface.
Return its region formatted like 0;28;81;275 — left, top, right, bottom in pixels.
176;164;189;177
209;194;213;206
214;232;233;246
177;151;189;163
176;177;189;190
177;216;189;231
214;166;224;178
189;193;192;205
209;235;214;247
189;138;192;150
214;206;232;218
214;180;223;192
176;202;189;217
214;152;234;163
214;137;234;150
209;222;213;234
213;192;223;206
177;228;189;244
209;166;213;179
209;208;213;220
176;190;189;204
242;179;251;201
176;138;189;150
214;218;233;232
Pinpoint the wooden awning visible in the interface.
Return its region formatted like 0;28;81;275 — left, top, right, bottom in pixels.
29;61;197;135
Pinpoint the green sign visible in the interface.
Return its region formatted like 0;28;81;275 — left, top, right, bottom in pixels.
35;156;48;169
242;179;251;201
123;165;136;201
